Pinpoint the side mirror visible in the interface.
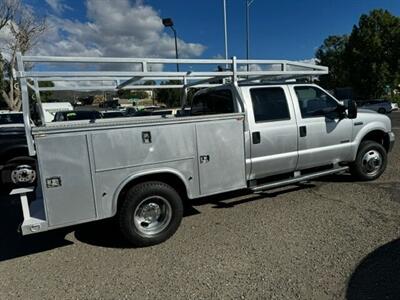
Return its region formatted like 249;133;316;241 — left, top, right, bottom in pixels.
347;99;358;119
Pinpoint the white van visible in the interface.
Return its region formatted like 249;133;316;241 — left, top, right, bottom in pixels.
41;102;73;123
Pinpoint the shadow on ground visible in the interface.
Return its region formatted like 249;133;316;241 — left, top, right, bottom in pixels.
0;196;74;262
347;238;400;300
0;183;315;256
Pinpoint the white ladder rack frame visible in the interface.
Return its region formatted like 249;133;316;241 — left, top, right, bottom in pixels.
15;53;328;156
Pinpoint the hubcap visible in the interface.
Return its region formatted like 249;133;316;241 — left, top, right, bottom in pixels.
361;150;382;176
11;165;36;184
133;196;172;236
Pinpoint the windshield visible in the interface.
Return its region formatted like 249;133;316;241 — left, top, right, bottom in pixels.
0;113;24;125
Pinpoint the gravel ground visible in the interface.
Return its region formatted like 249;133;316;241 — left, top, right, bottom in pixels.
0;113;399;299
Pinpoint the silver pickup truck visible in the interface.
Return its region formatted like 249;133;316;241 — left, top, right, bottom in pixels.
13;54;395;247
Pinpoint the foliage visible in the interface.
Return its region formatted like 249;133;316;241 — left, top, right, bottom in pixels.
155;80;182;107
316;9;400;99
315;35;349;90
117;89;148;99
0;0;46;111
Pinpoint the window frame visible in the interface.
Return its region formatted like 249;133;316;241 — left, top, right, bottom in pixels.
249;86;291;123
190;88;237;116
294;85;340;119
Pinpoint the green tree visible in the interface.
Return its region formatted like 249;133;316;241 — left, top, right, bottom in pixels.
155;80;182;107
345;9;400;98
316;9;400;99
315;35;349;90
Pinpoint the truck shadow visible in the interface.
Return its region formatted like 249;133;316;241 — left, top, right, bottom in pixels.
0;183;316;255
0;196;73;262
74;184;316;248
346;238;400;300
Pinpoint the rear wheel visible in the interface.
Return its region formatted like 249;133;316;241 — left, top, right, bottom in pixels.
1;156;37;192
118;181;183;247
350;141;387;181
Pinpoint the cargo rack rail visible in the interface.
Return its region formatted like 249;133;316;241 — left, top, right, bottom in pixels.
15;53;328;154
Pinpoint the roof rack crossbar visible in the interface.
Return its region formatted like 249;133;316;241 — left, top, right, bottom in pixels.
116;76;143;89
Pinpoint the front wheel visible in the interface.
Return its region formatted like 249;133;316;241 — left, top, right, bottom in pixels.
119;181;183;247
350;141;387;181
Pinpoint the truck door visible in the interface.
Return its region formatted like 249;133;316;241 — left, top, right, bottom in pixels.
290;85;353;170
244;86;299;179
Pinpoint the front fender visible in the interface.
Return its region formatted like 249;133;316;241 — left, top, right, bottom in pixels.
351;121;389;160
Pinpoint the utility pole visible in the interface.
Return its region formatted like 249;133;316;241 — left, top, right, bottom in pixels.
223;0;228;66
246;0;255;71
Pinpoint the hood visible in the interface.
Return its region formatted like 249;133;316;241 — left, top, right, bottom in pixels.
355;109;392;131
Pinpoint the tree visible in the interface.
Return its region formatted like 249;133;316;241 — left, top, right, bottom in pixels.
155;80;182;107
345;9;400;99
315;35;349;90
0;0;19;31
316;9;400;99
0;0;46;111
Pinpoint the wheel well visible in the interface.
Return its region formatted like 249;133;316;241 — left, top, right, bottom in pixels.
0;147;30;164
117;172;189;211
361;130;390;152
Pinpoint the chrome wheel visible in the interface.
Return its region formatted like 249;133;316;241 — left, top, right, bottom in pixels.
361;150;382;176
133;196;172;236
11;164;37;184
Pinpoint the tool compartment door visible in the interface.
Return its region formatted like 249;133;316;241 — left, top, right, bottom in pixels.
36;134;96;226
196;117;246;195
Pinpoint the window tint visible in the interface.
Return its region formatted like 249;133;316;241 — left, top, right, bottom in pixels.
191;90;234;115
295;86;338;118
0;113;23;125
250;87;290;122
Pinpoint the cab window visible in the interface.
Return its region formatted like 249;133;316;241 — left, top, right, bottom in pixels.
250;87;290;122
191;89;234;115
295;86;338;118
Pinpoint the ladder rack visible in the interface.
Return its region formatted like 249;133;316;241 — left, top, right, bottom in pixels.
16;53;328;155
16;54;328;92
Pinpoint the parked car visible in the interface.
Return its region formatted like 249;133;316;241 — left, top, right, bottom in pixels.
357;99;392;114
41;102;74;123
53;110;102;121
0;112;36;193
391;102;399;111
100;111;126;119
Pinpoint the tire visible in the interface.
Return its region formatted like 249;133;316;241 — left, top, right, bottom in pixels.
1;156;37;189
378;108;386;114
350;141;387;181
118;181;183;247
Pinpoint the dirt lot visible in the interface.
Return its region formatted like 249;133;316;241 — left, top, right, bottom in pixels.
0;113;399;299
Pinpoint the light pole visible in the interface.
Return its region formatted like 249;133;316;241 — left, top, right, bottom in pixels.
162;18;179;72
223;0;228;64
246;0;255;71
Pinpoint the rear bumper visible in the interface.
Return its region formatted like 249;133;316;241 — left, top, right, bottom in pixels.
388;131;395;152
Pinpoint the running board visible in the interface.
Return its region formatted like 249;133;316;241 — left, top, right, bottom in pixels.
251;166;349;193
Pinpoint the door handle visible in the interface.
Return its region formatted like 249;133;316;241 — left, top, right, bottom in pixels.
252;132;261;144
299;126;307;137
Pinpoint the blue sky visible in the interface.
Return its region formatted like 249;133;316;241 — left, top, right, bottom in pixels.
25;0;400;61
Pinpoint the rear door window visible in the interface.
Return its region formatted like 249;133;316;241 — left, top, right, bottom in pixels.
250;87;290;122
191;89;234;115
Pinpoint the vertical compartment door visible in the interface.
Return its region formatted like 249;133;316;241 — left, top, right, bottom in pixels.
36;134;96;226
196;118;246;195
